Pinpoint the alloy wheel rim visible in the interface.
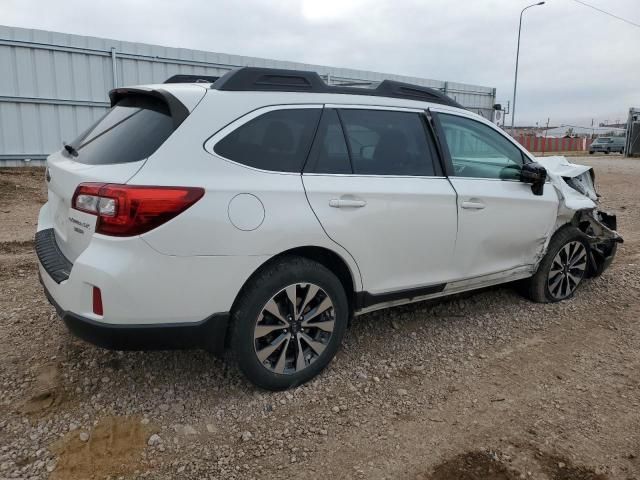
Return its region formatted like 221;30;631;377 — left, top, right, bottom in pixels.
547;241;587;300
253;283;335;375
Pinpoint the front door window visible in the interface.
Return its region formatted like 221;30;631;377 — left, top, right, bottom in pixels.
438;114;524;180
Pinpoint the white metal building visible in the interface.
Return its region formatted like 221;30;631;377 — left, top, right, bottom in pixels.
0;25;497;167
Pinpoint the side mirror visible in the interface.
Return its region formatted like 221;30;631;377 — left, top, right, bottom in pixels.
520;162;547;196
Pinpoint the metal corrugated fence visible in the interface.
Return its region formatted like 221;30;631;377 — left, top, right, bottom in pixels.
0;25;496;167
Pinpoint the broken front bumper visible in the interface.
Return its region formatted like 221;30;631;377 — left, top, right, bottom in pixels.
581;210;622;277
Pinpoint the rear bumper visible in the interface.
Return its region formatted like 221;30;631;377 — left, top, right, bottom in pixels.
41;277;229;353
35;200;269;352
36;201;268;323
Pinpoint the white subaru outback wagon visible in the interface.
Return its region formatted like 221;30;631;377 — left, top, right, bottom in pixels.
36;67;621;390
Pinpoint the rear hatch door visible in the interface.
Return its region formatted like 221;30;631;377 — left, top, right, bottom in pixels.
45;88;202;262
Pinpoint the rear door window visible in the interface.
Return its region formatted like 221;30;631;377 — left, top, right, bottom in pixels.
304;109;352;174
214;108;322;172
338;109;439;176
69;96;176;165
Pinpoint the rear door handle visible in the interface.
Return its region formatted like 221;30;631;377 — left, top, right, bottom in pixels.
461;200;485;210
329;198;367;208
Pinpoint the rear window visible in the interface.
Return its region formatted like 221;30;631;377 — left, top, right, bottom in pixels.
339;109;438;176
213;109;322;172
68;96;175;165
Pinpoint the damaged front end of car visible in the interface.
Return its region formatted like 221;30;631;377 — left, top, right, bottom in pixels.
575;208;620;276
535;156;623;278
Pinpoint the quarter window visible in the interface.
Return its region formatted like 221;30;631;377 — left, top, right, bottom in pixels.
214;108;321;172
438;113;524;179
339;109;438;176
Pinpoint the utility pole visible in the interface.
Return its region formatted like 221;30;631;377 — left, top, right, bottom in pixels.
541;117;550;157
511;2;545;136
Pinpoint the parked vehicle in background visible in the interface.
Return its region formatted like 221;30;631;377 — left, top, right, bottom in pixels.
36;67;622;390
589;136;626;154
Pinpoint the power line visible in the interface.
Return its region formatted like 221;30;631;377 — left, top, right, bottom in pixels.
570;0;640;29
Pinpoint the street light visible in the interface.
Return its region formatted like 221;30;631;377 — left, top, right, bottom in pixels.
510;1;545;135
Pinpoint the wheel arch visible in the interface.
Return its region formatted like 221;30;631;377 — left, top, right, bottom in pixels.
217;245;359;353
230;245;360;318
544;208;619;278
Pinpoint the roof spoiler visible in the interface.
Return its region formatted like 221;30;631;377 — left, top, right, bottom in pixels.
108;87;190;129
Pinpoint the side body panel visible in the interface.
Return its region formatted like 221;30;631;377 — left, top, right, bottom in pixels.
134;95;364;291
303;174;458;294
448;177;558;278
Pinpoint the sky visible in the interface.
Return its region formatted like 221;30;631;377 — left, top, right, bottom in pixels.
2;0;639;127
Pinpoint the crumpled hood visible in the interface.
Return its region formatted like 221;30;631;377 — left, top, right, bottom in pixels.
535;155;598;210
535;155;592;178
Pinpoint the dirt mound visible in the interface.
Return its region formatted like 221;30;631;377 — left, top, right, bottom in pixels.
50;416;154;480
420;451;608;480
423;451;520;480
539;453;609;480
18;363;63;415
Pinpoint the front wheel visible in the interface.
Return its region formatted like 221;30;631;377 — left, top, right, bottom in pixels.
524;226;590;303
230;257;348;390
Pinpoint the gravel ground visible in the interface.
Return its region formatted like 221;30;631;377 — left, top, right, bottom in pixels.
0;156;639;480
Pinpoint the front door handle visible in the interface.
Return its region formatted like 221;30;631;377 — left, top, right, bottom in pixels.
461;200;485;210
329;198;367;208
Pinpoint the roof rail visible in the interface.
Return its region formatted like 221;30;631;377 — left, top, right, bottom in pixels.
211;67;463;108
164;74;220;84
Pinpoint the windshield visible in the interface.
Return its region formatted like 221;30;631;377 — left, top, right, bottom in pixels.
596;137;611;143
67;96;175;165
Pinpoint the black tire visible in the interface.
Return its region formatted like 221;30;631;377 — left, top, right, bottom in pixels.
588;242;617;277
229;256;348;390
589;151;594;155
604;149;610;154
523;226;590;303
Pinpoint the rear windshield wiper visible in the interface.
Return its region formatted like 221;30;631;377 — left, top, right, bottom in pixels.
63;142;79;157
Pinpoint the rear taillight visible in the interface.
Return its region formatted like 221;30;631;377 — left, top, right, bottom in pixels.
72;183;204;236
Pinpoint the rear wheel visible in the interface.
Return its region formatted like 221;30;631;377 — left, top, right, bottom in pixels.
524;226;590;303
230;257;348;390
